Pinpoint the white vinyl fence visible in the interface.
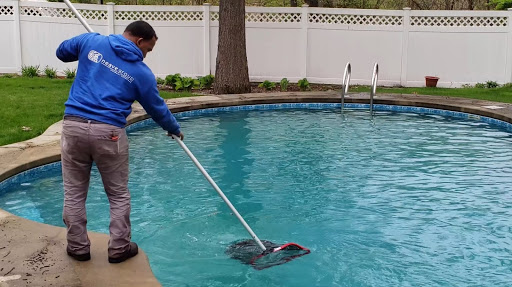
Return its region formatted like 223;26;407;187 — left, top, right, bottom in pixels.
1;0;511;87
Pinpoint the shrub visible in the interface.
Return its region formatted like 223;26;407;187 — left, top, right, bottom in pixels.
193;79;201;89
183;77;194;91
490;0;512;10
21;65;40;78
44;66;57;79
500;82;512;88
64;68;76;79
258;80;276;90
198;74;215;89
165;73;181;89
164;75;173;86
1;74;14;78
475;81;500;88
297;78;310;91
486;81;499;88
175;76;194;91
156;77;165;85
280;78;289;91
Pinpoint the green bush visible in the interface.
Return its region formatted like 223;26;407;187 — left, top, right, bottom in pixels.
490;0;512;9
64;68;76;79
486;81;499;88
44;66;57;79
298;78;310;91
500;82;512;88
193;79;201;89
198;74;215;89
474;81;500;89
258;80;276;90
280;78;289;91
1;74;14;78
175;76;194;91
21;65;40;78
165;73;181;88
156;77;165;85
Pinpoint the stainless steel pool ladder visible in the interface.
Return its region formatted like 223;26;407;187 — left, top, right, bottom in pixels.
341;62;351;113
370;63;379;114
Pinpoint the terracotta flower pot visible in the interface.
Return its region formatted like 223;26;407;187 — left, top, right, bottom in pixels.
425;76;439;88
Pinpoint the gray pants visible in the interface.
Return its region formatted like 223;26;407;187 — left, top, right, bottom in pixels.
61;119;131;258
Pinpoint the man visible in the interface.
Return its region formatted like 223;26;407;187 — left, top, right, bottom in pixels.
56;20;183;263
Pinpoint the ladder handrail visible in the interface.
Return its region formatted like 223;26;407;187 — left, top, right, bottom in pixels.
370;63;378;114
341;62;351;113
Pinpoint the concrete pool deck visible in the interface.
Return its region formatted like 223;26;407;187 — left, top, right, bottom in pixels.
1;91;512;286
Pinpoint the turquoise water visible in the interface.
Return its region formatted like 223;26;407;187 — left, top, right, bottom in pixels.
2;108;512;286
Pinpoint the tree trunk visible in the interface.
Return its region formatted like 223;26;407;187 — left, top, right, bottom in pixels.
467;0;474;10
213;0;251;94
305;0;319;6
321;0;334;7
444;0;451;9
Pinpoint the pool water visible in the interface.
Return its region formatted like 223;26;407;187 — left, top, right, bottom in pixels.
2;108;512;286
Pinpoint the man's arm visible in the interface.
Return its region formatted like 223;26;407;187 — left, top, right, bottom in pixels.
137;78;181;136
56;33;98;62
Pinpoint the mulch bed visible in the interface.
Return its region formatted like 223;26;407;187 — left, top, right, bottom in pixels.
159;82;343;94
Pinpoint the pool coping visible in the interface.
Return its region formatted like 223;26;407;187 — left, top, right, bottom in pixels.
1;91;512;286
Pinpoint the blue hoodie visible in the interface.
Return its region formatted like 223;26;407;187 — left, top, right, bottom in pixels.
56;33;181;135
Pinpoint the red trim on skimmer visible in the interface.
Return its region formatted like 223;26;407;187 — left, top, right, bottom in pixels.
249;242;310;270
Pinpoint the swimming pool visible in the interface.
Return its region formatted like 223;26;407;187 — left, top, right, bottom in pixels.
1;104;512;286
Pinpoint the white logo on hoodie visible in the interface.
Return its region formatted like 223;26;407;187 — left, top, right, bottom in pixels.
87;50;134;83
88;50;103;63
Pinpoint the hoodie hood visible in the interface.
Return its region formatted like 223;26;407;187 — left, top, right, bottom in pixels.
108;34;143;62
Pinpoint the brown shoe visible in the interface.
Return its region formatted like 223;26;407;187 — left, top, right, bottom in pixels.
108;242;139;264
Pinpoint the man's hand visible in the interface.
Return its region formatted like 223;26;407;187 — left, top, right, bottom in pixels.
168;131;184;141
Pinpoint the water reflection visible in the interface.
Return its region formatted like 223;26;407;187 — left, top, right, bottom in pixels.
214;114;262;221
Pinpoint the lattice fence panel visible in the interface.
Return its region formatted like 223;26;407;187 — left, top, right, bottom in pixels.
20;6;107;20
209;12;300;23
411;16;508;27
309;13;402;26
0;5;14;16
211;11;219;21
115;11;202;21
246;12;301;23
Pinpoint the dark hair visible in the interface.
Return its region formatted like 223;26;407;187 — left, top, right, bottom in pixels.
124;20;158;40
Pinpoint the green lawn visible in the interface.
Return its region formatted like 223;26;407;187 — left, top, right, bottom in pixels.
0;77;195;146
1;77;512;146
351;86;512;103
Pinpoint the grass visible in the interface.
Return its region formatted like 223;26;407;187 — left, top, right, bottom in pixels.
350;85;512;103
0;77;196;146
2;77;512;146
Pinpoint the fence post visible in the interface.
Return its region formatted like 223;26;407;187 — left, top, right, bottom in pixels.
400;7;411;87
301;4;309;80
107;2;115;34
203;3;211;75
506;8;512;84
13;0;22;74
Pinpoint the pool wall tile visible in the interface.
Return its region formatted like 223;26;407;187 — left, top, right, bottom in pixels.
0;162;61;194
